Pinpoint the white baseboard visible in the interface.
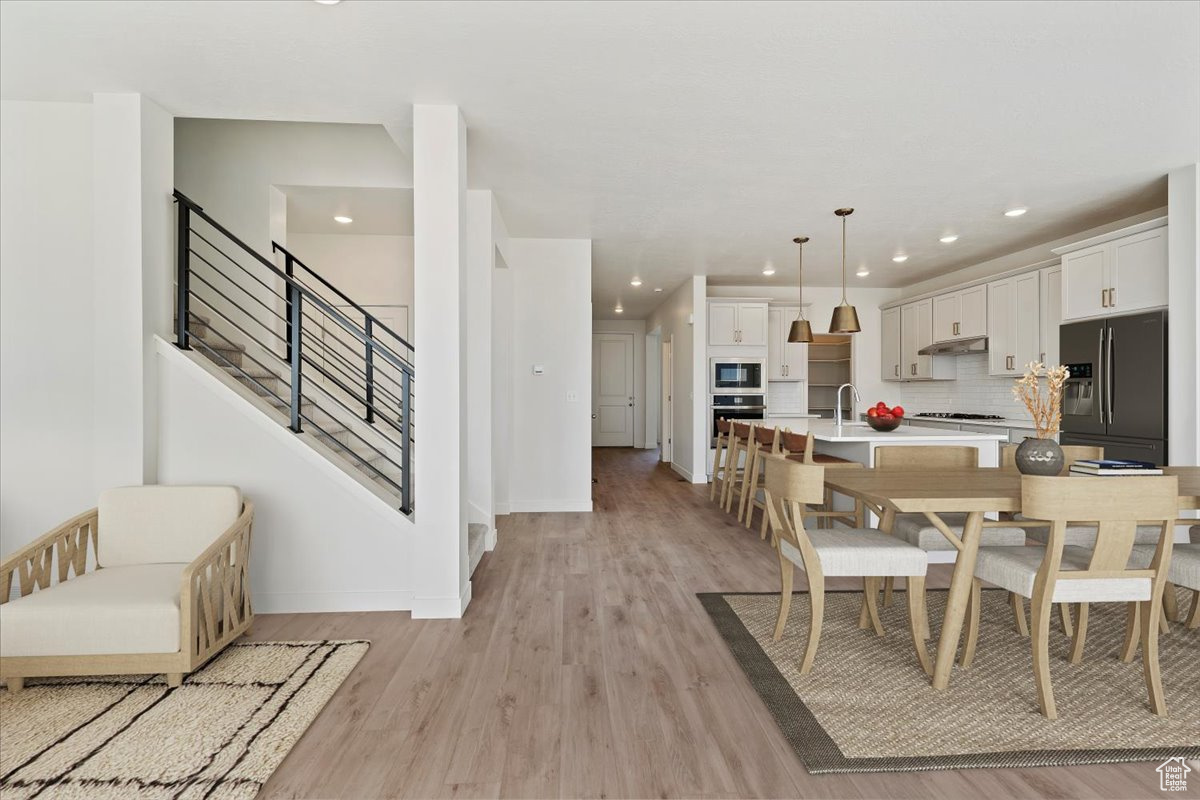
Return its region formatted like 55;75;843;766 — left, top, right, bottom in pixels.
495;501;511;515
411;581;472;619
253;589;414;614
509;499;594;512
485;526;498;551
671;462;705;484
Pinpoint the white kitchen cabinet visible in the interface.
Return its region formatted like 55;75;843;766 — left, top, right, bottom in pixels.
708;301;768;346
1039;265;1062;366
900;298;956;380
766;307;807;381
1057;222;1167;322
988;272;1041;376
881;306;902;381
931;285;988;342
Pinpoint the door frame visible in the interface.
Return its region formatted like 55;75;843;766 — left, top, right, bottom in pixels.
661;337;673;463
592;331;636;447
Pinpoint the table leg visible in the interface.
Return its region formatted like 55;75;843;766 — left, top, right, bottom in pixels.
931;510;983;690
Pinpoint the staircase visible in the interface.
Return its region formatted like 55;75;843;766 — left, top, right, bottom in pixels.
173;191;414;515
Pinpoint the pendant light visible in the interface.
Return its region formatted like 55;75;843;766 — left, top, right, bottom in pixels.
828;207;861;333
787;236;813;343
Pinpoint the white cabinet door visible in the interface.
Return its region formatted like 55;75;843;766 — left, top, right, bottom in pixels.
1111;227;1167;314
1062;243;1108;321
779;307;808;380
738;303;769;347
708;302;738;346
1039;266;1062;366
906;299;937;379
932;293;959;342
1012;272;1041;372
900;302;920;380
987;278;1013;376
959;284;988;338
881;306;902;381
766;309;784;380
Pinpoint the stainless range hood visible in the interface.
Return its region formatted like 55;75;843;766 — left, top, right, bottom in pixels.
918;336;989;356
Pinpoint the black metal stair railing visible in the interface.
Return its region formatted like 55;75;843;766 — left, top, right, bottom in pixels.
172;190;414;514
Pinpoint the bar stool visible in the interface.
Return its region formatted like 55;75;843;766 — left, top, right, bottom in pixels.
741;425;781;529
710;418;732;503
776;430;863;534
723;422;754;514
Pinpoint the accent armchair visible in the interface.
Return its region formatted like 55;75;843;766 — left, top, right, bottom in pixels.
1;486;253;691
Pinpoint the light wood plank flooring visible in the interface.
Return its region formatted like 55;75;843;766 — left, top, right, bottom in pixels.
255;447;1172;799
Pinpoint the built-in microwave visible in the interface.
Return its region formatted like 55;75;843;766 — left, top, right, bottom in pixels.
710;358;766;394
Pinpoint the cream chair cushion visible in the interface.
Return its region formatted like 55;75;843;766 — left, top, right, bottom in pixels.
1127;544;1200;590
974;546;1151;603
98;486;241;567
892;513;1026;551
780;529;928;577
0;564;185;657
1024;521;1165;548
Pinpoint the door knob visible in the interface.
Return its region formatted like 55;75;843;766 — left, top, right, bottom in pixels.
591;413;597;419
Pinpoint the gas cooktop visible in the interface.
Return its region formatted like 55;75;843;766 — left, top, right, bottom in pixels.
914;412;1004;420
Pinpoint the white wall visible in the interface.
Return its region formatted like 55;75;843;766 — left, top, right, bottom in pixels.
156;340;413;612
646;276;708;483
284;232;414;339
1168;165;1199;467
591;319;647;448
492;242;514;516
508;238;593;511
0;101;97;553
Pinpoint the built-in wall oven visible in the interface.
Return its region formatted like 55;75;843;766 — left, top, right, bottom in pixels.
710;394;765;445
710;358;766;394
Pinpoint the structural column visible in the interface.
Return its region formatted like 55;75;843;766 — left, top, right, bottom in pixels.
412;105;470;617
92;93;173;488
1168;164;1199;467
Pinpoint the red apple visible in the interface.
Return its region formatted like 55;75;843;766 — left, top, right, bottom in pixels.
867;407;879;418
891;406;905;418
880;412;894;420
875;401;888;411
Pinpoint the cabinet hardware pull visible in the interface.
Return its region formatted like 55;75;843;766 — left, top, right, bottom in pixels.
895;365;899;377
1109;287;1115;307
1101;288;1109;308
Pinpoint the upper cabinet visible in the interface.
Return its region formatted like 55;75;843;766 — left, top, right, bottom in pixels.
881;306;902;381
1057;221;1168;322
766;307;808;381
899;298;956;381
931;284;987;342
988;272;1040;376
1039;265;1062;366
709;301;768;346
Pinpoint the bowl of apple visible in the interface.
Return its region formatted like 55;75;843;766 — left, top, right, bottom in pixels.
866;402;904;432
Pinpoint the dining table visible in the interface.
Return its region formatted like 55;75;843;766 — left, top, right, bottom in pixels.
820;466;1200;690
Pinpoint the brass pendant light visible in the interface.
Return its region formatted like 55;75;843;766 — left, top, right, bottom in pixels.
828;207;862;333
787;236;813;343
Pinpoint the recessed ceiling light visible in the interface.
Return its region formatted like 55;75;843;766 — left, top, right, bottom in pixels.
939;234;958;243
653;287;664;293
856;268;870;278
614;305;624;314
892;254;908;263
762;260;776;276
630;278;642;287
334;215;353;224
1004;207;1028;217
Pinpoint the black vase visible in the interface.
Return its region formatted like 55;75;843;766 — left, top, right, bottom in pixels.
1014;437;1064;476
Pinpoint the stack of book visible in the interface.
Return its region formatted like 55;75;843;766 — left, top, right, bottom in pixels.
1069;459;1164;476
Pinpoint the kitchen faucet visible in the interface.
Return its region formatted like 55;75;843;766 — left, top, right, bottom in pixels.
836;383;860;427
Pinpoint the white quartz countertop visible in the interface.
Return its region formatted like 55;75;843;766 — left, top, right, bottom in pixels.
861;414;1037;430
764;418;1009;443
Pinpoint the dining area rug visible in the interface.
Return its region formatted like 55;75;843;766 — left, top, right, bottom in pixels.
0;640;368;799
701;588;1200;774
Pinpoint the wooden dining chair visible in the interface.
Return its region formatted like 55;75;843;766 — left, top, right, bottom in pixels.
965;475;1179;719
722;422;754;514
768;430;862;540
873;446;1028;634
740;425;781;528
710;418;732;503
762;456;932;676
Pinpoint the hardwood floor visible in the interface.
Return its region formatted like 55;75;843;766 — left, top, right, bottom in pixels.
256;447;1171;799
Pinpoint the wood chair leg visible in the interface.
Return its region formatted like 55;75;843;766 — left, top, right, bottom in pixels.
5;677;24;693
906;576;933;676
863;576;885;637
959;578;981;668
1010;592;1029;637
1068;603;1090;664
1120;601;1140;663
800;574;824;674
709;441;724;501
759;505;770;540
821;487;833;529
1141;599;1168;716
883;576;895;608
166;673;183;688
1058;603;1074;637
1187;589;1200;629
774;558;793;641
738;456;757;524
1162;581;1180;622
1030;593;1057;720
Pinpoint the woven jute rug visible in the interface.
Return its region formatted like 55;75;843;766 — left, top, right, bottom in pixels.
0;640;368;799
701;588;1200;774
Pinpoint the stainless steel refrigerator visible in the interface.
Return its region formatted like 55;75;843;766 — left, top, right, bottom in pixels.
1059;311;1167;464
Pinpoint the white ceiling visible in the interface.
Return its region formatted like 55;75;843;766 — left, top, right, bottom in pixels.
2;1;1197;318
282;186;414;236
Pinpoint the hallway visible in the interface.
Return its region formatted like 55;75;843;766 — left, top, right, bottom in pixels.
253;448;1162;799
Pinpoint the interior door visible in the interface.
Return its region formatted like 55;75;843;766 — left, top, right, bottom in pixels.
592;332;635;447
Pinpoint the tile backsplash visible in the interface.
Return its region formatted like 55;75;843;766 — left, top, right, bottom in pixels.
767;380;808;414
899;354;1032;421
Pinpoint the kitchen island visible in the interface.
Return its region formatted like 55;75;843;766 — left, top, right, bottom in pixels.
763;417;1007;467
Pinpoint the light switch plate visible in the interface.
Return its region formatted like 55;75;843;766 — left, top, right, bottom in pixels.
566;391;579;402
532;364;545;375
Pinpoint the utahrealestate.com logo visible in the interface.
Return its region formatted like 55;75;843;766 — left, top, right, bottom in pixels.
1156;757;1191;792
